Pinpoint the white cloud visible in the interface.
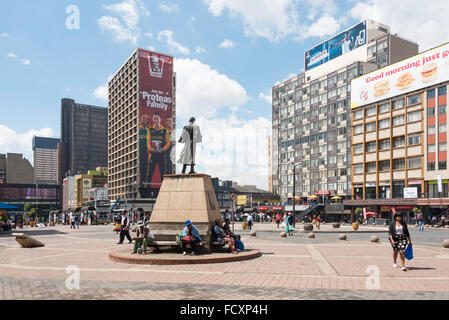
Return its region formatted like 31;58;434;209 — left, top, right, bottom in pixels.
174;58;248;120
158;30;190;55
218;39;235;49
8;52;31;65
195;46;207;54
298;15;341;40
0;125;54;162
98;0;148;43
186;116;271;190
93;74;114;101
148;45;156;51
203;0;300;42
258;91;272;104
159;3;178;13
144;32;153;38
0;32;9;38
350;0;447;50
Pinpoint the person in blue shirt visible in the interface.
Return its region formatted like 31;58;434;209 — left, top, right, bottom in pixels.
182;220;202;256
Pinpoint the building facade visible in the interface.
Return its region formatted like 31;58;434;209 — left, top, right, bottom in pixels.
108;49;176;202
347;41;449;219
0;153;34;185
58;98;108;185
33;136;59;185
272;20;419;204
74;171;108;207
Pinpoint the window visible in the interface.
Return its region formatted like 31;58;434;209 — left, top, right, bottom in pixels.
428;144;436;153
393;159;405;170
407;111;421;122
379;160;390;171
408;133;421;145
428;126;436;135
366;162;376;173
337;72;347;83
353;110;363;120
354;125;363;134
353;164;363;174
337;154;347;164
428;89;436;99
438;105;446;115
379;102;390;113
407;94;421;105
353;144;363;154
439;143;447;152
392;115;405;126
393;99;405;110
379;139;390;150
393;136;405;148
438;86;447;96
378;119;390;129
407;156;421;168
365;106;376;117
439;161;447;170
428;162;436;171
366;141;376;152
329;156;337;164
365;122;376;132
440;124;447;133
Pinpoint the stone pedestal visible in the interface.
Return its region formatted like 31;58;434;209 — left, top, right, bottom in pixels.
150;174;221;252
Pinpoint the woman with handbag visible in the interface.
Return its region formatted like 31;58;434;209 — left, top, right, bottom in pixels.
389;212;412;271
213;219;238;254
182;220;202;256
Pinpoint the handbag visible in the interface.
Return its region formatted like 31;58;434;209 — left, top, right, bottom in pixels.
182;236;192;244
235;240;244;250
405;244;414;260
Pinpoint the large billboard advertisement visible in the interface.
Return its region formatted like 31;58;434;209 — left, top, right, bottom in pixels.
138;49;174;198
351;42;449;109
305;21;367;71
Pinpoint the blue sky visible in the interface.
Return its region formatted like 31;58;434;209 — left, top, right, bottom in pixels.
0;0;445;189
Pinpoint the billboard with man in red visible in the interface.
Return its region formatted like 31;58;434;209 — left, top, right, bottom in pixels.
138;49;174;198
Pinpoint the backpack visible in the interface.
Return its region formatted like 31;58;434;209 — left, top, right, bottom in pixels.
235;240;244;250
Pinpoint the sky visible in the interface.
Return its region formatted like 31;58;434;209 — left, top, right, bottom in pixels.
1;0;448;190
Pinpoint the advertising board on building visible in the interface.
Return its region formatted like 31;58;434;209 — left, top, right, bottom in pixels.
351;42;449;109
305;21;367;71
237;195;247;206
138;49;174;197
82;178;92;199
404;187;418;199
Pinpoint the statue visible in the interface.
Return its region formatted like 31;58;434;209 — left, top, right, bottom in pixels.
178;117;202;174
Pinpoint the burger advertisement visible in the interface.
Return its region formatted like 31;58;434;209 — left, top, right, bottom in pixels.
351;42;449;109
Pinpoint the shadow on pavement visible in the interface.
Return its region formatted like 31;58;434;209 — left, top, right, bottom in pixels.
406;267;436;271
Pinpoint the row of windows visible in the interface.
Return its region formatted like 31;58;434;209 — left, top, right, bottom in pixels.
353;111;422;134
353;157;422;173
353;133;422;154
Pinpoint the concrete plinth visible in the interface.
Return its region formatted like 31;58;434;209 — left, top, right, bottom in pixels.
150;174;222;252
13;233;45;248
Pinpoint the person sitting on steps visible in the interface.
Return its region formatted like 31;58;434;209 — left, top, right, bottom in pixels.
212;218;238;254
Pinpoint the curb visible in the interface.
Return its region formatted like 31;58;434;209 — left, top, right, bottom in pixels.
239;229;389;234
109;249;262;265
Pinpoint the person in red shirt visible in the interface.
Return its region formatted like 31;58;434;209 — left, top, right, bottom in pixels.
276;213;281;228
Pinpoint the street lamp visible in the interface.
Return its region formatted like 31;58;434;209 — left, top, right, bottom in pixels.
289;161;297;218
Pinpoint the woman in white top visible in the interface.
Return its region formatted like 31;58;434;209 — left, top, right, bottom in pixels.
388;213;412;271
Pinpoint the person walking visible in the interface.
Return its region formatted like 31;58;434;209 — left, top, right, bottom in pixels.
276;213;281;229
117;210;133;244
417;212;424;232
247;214;253;231
389;213;412;271
316;215;321;230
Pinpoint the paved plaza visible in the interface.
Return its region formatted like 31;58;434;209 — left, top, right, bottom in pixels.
0;223;449;300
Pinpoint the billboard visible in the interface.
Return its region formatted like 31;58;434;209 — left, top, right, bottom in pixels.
138;49;174;198
237;195;247;206
351;42;449;109
82;178;92;199
305;21;367;71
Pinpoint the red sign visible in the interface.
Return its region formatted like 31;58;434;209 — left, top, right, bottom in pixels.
138;49;174;195
396;206;414;210
315;190;330;195
272;206;283;210
258;207;269;211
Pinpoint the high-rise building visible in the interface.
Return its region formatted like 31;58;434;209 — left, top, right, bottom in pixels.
268;136;272;192
58;98;108;185
108;49;176;202
347;41;449;220
0;153;34;184
33;136;59;185
272;20;419;205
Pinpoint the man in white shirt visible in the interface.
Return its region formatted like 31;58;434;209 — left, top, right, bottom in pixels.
341;33;352;55
117;210;133;244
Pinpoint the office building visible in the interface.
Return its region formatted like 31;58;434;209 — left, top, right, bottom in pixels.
272;20;419;205
33;136;59;185
74;170;108;207
58;98;108;185
108;49;176;202
0;153;34;184
347;41;449;219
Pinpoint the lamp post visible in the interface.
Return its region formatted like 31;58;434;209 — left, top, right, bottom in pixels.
289;161;297;218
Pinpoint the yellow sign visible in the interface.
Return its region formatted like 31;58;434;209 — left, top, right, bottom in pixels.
237;195;247;205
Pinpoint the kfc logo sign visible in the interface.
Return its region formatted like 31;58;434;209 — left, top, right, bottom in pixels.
360;87;368;102
148;56;164;78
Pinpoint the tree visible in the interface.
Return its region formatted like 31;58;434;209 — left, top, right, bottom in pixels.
24;203;31;212
354;208;363;223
